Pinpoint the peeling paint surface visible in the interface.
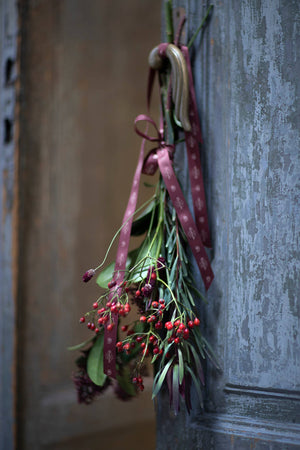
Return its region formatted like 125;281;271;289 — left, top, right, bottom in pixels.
157;0;300;448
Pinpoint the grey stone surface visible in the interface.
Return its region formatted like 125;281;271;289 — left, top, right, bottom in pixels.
157;0;300;448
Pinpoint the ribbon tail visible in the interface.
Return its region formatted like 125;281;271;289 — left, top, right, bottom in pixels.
157;147;214;290
103;137;146;378
181;45;212;248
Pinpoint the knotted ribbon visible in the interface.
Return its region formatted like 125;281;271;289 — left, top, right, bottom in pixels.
104;43;214;378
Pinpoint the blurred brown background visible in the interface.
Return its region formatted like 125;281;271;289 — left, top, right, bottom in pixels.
17;1;161;448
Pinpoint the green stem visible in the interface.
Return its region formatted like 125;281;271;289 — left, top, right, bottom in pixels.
165;0;174;43
94;195;155;271
187;5;214;49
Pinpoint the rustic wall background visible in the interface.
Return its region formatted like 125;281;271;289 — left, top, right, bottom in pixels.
16;0;161;449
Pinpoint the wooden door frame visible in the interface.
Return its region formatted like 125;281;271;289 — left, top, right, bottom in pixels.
0;1;19;449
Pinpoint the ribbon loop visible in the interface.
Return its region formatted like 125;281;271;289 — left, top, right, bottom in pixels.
134;114;162;143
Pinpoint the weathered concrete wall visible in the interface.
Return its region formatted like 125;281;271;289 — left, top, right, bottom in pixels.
157;0;300;448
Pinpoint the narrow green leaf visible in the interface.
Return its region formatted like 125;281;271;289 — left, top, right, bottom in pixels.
172;364;180;414
202;337;221;370
193;326;206;359
152;356;174;399
189;343;205;386
87;334;107;386
169;255;178;284
186;366;204;409
67;335;95;351
178;348;184;384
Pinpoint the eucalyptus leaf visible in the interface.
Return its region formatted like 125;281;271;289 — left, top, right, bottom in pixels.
130;232;160;282
67;335;95;351
87;333;107;386
131;200;157;236
116;366;136;396
96;248;139;288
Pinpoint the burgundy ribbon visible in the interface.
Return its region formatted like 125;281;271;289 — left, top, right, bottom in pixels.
103;134;147;378
134;114;214;290
103;43;214;379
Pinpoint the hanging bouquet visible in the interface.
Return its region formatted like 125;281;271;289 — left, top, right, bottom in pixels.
69;4;219;414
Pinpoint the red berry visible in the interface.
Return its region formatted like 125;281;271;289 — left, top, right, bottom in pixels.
174;319;181;327
179;323;185;331
136;336;143;343
123;343;130;350
151;273;157;280
153;347;159;355
95;328;100;334
108;280;116;289
107;323;114;331
132;377;138;384
110;305;117;313
124;303;131;312
183;328;190;340
155;321;163;330
139;384;145;391
149;335;155;343
159;299;165;304
194;317;200;326
90;323;95;330
97;308;105;315
188;320;194;328
151;301;159;308
79;317;85;323
140;316;147;322
165;321;173;330
174;337;180;344
137;376;143;383
93;302;98;309
142;348;149;356
121;325;128;332
116;341;123;348
135;290;141;297
141;342;146;349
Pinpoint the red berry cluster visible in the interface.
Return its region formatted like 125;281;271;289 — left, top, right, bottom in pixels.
139;298;165;325
79;280;131;334
165;317;201;344
132;375;144;391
